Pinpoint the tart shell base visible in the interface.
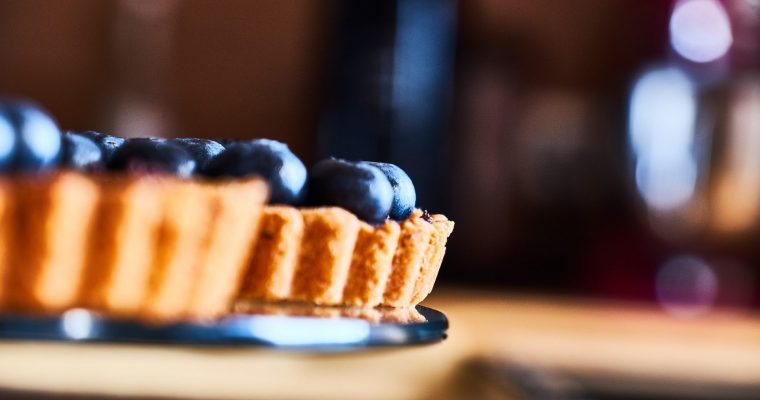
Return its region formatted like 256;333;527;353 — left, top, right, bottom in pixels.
0;172;454;322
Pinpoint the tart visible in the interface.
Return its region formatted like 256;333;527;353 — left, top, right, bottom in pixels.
0;173;452;321
0;101;454;323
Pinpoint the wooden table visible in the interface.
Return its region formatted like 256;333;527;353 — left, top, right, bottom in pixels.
0;288;757;399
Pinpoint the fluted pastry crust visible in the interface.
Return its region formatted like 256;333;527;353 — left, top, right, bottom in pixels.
241;206;304;301
185;179;267;319
240;209;453;308
291;208;361;304
79;177;165;316
0;172;453;322
343;221;401;306
6;173;99;312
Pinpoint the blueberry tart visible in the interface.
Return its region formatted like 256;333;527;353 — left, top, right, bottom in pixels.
0;101;453;323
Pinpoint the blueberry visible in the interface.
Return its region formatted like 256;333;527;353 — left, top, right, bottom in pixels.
108;138;196;178
204;139;307;205
0;108;17;172
61;132;103;171
308;158;393;223
365;162;416;220
2;101;61;171
169;138;225;170
79;131;125;162
217;139;238;148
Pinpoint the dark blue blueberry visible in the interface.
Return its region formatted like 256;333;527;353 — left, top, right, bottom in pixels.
2;101;61;171
218;139;238;148
204;139;307;205
169;138;225;170
365;162;416;220
307;158;393;223
107;138;196;178
61;132;103;171
78;131;125;162
0;108;17;172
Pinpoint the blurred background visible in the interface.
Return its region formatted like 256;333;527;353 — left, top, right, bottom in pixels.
1;1;760;398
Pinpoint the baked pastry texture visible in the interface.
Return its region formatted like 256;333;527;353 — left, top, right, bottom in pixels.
238;208;454;308
0;172;268;322
0;172;453;322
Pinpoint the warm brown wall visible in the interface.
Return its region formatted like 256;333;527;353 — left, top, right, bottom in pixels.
0;0;112;130
0;0;332;162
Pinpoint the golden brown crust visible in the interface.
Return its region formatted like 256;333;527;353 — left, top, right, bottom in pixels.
381;211;436;307
0;173;273;321
234;208;452;309
185;178;267;320
241;206;304;301
234;300;426;324
79;177;165;317
6;173;99;312
411;214;454;304
291;207;360;305
0;170;452;320
342;221;401;307
140;182;213;321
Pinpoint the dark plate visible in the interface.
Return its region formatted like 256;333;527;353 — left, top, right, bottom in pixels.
0;305;447;349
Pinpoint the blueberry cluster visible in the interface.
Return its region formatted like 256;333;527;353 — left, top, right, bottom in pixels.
308;159;416;223
0;101;416;223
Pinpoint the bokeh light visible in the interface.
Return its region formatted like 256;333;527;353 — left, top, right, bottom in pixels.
629;67;698;211
670;0;733;63
656;255;718;318
62;308;94;340
712;78;760;232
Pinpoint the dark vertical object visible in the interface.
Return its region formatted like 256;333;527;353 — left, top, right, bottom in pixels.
319;0;457;209
318;2;397;162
